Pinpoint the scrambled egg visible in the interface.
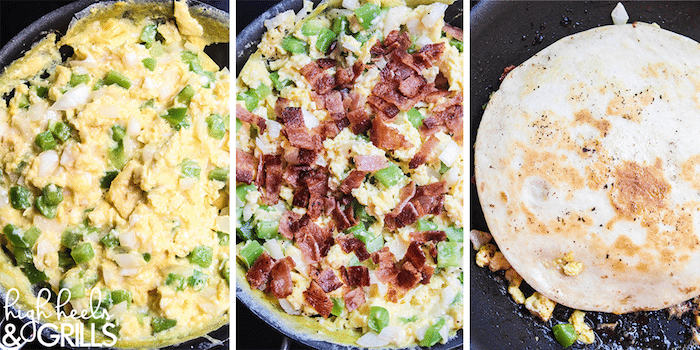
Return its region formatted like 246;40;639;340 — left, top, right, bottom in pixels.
0;1;228;347
237;0;463;348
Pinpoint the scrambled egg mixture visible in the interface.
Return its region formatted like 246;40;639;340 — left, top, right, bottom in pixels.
0;1;229;347
237;0;463;347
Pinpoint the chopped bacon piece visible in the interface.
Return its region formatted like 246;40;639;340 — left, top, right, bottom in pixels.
337;234;370;262
343;288;366;312
255;155;283;205
385;202;419;230
317;58;337;69
236;104;267;132
279;211;301;240
443;23;463;41
500;64;516;82
281;107;323;150
300;61;335;95
383;30;412;53
370;116;411;150
374;247;399;284
236;149;257;184
294;214;334;264
324;91;345;115
331;202;356;232
339;170;367;195
354;155;387;172
347;108;372;135
269;257;295;299
409;135;439;169
283;165;311;188
345;266;370;287
411;181;447;216
398;75;426;98
305;172;328;219
304;281;333;318
415;43;445;64
434;72;449;90
404;241;426;269
420;265;435;284
246;252;275;290
410;230;447;244
324;197;337;216
367;95;400;120
316;268;344;293
396;261;422;291
275;97;290;118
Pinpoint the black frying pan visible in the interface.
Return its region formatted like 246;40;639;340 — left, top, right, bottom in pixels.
470;1;700;349
236;1;464;349
0;1;229;349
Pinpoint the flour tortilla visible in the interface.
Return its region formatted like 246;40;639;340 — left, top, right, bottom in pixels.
475;23;700;313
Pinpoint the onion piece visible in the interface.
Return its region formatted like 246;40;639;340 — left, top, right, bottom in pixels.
119;230;138;248
422;3;448;29
110;301;128;318
377;326;403;344
69;54;98;68
263;239;285;260
50;84;91;111
438;140;459;167
127;117;141;136
267;119;282;139
37;150;59;178
279;299;300;315
113;252;147;269
356;332;390;348
302;108;319;128
216;215;229;233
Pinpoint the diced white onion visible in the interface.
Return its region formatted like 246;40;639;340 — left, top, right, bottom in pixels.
415;35;433;48
438;324;448;343
0;188;8;208
444;165;460;188
442;286;457;308
119;230;138;248
129;214;141;227
383;6;409;37
286;245;308;276
50;84;91;111
120;268;138;276
341;35;362;55
110;301;128;318
405;18;420;36
60;145;77;166
102;266;123;287
27;100;48;122
295;1;314;23
127;117;141;136
415;325;429;341
422;3;448;29
121;51;139;69
356;332;390;348
113;252;147;269
216;215;229;233
387;237;408;260
267;119;282;139
439;140;459;167
376;56;387;70
33;215;65;233
611;2;629;25
263;239;285;260
264;10;295;31
37;150;59;178
377;326;403;344
302;108;319;128
279;299;300;315
342;0;360;10
69;54;98;68
470;229;492;250
142;77;156;89
179;177;197;191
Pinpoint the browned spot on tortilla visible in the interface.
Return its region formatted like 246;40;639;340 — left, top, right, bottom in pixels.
635;262;649;272
613;235;638;257
500;192;508;202
606;89;654;122
585;162;611;190
680;155;700;192
610;159;669;222
520;148;585;195
574;109;610;136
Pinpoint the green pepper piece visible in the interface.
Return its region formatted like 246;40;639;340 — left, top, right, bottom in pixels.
437;241;461;268
209;167;229;182
151;318;177;333
23;264;48;284
58;250;75;269
161;107;189;130
111;290;132;307
351;226;383;253
255;221;279;240
9;186;32;210
59;274;85;301
316;27;337;52
35;131;57;151
449;38;463;52
355;3;381;30
108;139;126;170
419;318;446;347
71;242;95;264
69;73;89;87
104;70;131;89
111;125;126;141
35;195;57;219
353;201;374;225
416;219;438;231
149;41;164;57
217;231;229;246
236;219;255;241
86;308;110;328
407;107;424;128
140;24;157;46
236;184;256;202
373;162;404;188
331;298;344;317
180;159;201;178
332;16;349;35
552;323;578;347
35;86;49;98
177;85;195;105
4;224;26;247
439;161;450;174
13;247;33;265
100;230;120;248
188;245;213;268
165;273;186;291
187;270;209;291
238;240;263;268
48;121;71;142
444;226;464;242
269;72;291;91
142;58;157;71
24;227;41;248
143;253;151;262
101;171;119;189
221;258;230;285
16;94;29;109
206;114;226;139
61;229;83;249
302;19;324;36
281;36;309;54
399;315;418;324
254;84;271;100
368;306;389;333
236;90;259;112
42;184;63;206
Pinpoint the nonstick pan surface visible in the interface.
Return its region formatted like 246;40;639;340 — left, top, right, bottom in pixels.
470;1;700;349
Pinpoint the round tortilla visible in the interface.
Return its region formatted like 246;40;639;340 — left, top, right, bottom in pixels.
475;23;700;313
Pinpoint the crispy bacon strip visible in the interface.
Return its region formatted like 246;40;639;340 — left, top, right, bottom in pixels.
443;23;463;41
396;261;422;291
255;155;283;205
354;155;387;172
300;61;335;95
275;97;290;118
410;230;447;244
409;135;439;169
343;288;366;312
339;170;367;195
347;108;372;135
236;149;257;184
385;202;419;230
500;64;516;82
316;268;344;293
411;181;448;216
304;281;333;318
374;247;399;284
269;257;295;299
246;252;275;290
236;104;267;131
398;75;427;99
331;201;356;232
279;211;301;240
337;234;370;262
294;214;334;264
281;107;323;150
344;265;370;287
404;241;426;269
305;171;328;219
370;116;411;150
